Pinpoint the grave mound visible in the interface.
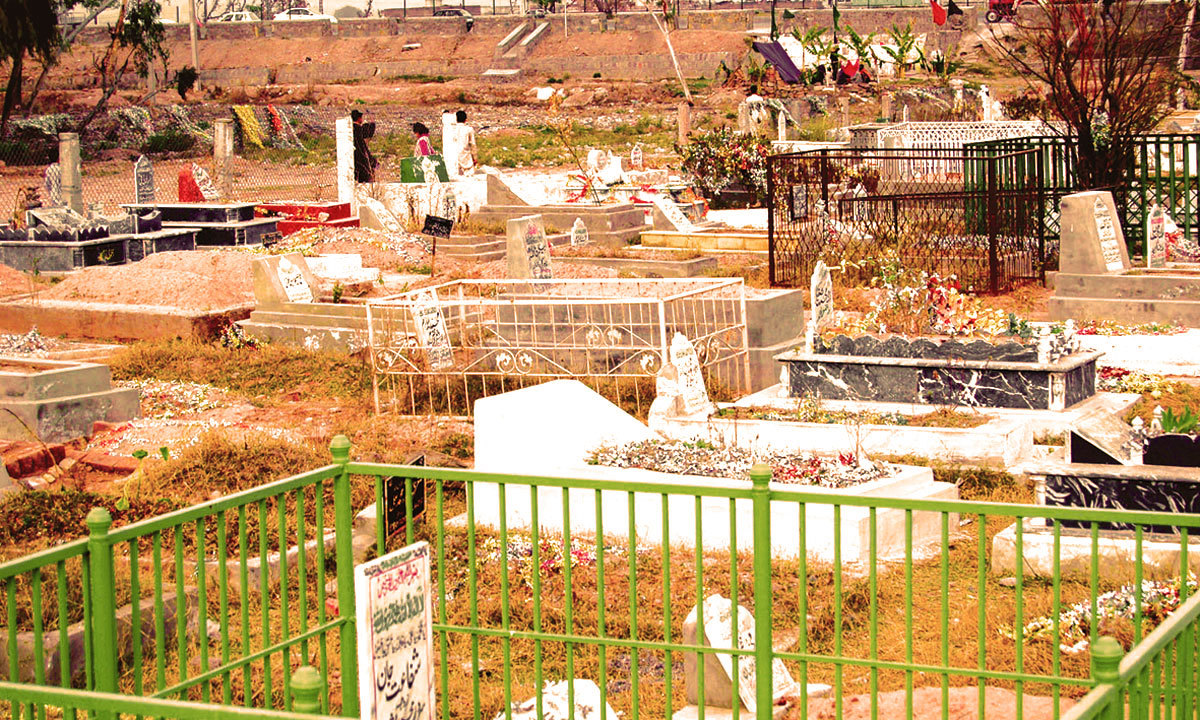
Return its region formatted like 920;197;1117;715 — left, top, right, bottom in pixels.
42;251;254;309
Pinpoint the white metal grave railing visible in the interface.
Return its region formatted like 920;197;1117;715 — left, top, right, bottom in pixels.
365;278;751;417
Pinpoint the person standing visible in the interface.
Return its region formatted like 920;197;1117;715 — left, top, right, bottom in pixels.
413;122;433;156
350;109;378;183
455;109;477;177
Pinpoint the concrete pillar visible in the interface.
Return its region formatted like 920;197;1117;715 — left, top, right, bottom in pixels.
949;79;964;110
336;116;354;209
213;119;234;199
677;102;691;144
881;93;893;122
838;97;850;128
736;102;750;133
441;111;460;180
776;110;786;142
58;133;83;214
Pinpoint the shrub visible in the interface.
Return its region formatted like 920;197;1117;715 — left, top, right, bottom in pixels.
675;127;770;204
142;127;195;154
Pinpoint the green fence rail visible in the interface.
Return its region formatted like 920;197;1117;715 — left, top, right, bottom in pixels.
3;436;1200;720
967;133;1200;256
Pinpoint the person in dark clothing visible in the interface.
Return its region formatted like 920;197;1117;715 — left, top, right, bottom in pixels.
350;109;377;183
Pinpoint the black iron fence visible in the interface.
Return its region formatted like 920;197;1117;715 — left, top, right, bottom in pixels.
767;148;1047;292
967;133;1200;254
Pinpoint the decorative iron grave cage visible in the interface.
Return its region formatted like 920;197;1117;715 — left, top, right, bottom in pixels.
767;147;1048;292
967;133;1200;253
365;278;750;417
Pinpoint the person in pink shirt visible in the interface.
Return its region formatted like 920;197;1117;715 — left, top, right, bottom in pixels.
413;122;433;156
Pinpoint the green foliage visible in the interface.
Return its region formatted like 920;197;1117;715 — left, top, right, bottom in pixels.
0;488;179;549
142;127;195;153
675;127;771;204
884;22;921;77
921;50;962;80
175;65;198;100
434;432;474;460
843;26;875;69
1160;407;1200;435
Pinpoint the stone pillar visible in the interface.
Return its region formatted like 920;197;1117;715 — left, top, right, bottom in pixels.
213;119;234;199
838;96;850;128
58;133;83;214
776;110;787;142
737;102;751;133
441;111;460;180
335;116;354;208
949;78;964;110
677;102;691;144
881;93;893;122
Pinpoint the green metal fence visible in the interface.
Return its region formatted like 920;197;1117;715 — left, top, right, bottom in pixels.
3;436;1200;720
967;133;1200;257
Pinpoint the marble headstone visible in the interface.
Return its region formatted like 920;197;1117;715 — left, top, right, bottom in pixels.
191;163;220;201
410;289;454;371
1059;190;1131;275
1146;204;1167;269
651;195;695;233
494;680;617;720
43;163;62;207
571;218;588;246
683;595;802;713
251;253;321;305
506;214;552;280
810;260;833;333
134;155;155;204
630;144;643;171
669;332;714;417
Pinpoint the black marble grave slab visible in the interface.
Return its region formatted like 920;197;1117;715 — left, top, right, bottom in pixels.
1144;434;1200;467
777;349;1101;410
125;229;198;262
121;202;258;224
1045;471;1200;533
815;334;1039;362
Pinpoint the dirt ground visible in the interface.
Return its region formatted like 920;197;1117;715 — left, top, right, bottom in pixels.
799;686;1075;720
42;250;257;308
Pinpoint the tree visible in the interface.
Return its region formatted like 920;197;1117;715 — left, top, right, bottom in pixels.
995;0;1186;188
0;0;62;134
74;0;169;134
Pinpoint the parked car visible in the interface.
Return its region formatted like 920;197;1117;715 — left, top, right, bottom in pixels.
432;7;472;17
526;6;548;17
272;7;338;22
215;10;258;21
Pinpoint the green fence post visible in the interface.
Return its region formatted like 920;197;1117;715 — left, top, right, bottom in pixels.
291;665;325;714
1090;636;1123;720
331;435;360;718
750;463;773;720
86;508;118;718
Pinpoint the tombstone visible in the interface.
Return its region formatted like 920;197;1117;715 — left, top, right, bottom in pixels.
250;253;321;305
505;214;552;280
213;119;235;199
495;680;617;720
1146;203;1167;269
28;207;87;234
191;163;220;201
979;84;992;121
776;110;787;142
1058;191;1131;275
410;289;454;371
902;104;910;123
43;163;62;207
1069;409;1144;466
58;133;83;214
133;155;155;204
881;93;893;121
178;168;204;203
570;218;588;246
682;595;803;713
651;195;695;233
809;260;833;334
335;116;354;205
354;542;435;720
630;144;644;171
838;97;850;128
669;332;714;417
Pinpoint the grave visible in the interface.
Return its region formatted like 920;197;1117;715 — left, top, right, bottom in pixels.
251;253;321;305
134;155;155;204
506;214;552;279
1051;189;1200;326
0;357;139;443
471;172;647;246
471;380;958;563
496;680;618;720
122;202;281;247
255;201;359;235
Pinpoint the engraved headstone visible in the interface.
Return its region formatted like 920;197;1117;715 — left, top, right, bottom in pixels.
410;289;454;371
1146;203;1167;269
277;256;315;303
683;595;802;713
43;163;62;207
134;155;155;204
810;260;833;333
191;163;220;201
651;195;695;233
505;214;552;280
570;218;588;246
250;253;321;306
630;144;644;171
354;542;435;720
790;184;809;221
1058;191;1131;275
669;332;713;417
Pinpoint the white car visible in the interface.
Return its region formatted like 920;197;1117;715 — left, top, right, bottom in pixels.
273;7;338;22
216;10;258;21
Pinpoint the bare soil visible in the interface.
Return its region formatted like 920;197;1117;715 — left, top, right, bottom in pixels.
41;251;255;309
799;686;1074;720
0;264;30;297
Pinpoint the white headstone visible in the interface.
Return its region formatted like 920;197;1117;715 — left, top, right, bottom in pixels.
43;163;62;207
902;105;910;123
354;541;435;720
411;290;454;371
1094;195;1124;272
571;218;588;246
586;149;605;175
651;195;695;233
1146;203;1167;269
630;144;644;171
979;85;992;121
495;680;617;720
506;214;552;280
669;332;713;417
191;163;220;201
686;595;801;713
336;116;355;204
134;155;155;204
277;256;316;303
810;260;833;333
